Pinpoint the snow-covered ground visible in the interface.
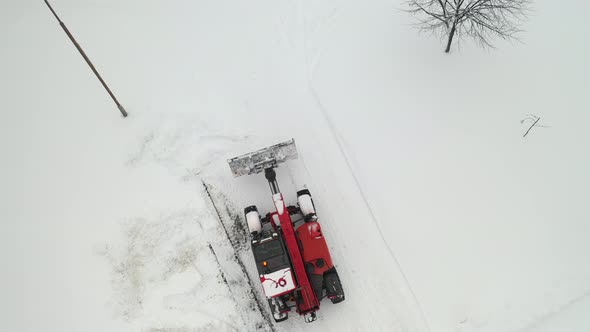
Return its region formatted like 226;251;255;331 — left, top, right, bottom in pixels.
2;0;589;331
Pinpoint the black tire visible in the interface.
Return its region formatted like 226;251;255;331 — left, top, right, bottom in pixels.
268;299;289;322
244;205;258;214
297;189;317;222
324;268;345;304
244;205;262;236
297;189;311;197
274;313;288;323
331;294;345;304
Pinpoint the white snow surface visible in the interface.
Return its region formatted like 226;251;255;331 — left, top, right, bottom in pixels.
2;0;590;332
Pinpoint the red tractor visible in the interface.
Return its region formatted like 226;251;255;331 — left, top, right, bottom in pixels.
228;139;345;323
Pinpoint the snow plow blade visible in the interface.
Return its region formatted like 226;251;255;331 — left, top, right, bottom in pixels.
228;139;298;177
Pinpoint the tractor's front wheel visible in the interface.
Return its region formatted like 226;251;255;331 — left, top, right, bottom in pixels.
244;205;261;235
297;189;317;221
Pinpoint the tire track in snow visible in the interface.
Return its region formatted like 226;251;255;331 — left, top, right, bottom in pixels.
207;243;251;330
202;181;277;332
308;86;431;332
511;289;590;332
298;3;431;330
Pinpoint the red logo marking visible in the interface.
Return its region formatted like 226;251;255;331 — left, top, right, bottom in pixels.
260;269;291;288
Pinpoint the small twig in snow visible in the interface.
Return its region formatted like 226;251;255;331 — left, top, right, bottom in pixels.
521;114;548;138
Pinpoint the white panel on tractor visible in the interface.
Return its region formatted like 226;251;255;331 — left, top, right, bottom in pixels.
260;268;296;298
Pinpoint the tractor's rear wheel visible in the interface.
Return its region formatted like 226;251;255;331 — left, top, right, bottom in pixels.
324;268;345;304
268;298;289;322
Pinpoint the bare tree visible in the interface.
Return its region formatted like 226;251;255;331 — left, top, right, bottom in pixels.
405;0;531;53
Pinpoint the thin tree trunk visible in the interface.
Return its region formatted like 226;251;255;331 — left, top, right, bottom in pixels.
445;21;457;53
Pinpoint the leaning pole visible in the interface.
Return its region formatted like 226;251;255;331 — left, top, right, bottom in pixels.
43;0;128;117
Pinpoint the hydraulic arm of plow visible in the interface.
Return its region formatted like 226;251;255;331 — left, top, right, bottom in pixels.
264;168;320;321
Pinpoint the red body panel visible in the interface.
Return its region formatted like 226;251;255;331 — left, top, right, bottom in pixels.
295;221;334;275
272;194;320;315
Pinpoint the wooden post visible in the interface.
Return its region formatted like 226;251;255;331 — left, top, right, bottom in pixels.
43;0;128;117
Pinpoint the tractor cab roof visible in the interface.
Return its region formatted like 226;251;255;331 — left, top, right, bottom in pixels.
252;235;291;275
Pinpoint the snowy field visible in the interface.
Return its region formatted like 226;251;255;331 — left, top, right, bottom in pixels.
1;0;589;331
